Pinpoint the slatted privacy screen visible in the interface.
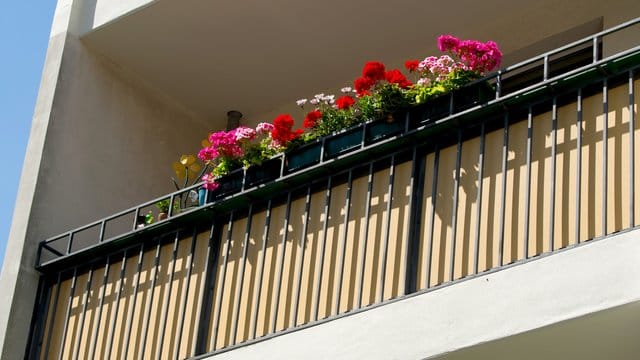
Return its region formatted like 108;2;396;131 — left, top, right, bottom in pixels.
31;74;640;359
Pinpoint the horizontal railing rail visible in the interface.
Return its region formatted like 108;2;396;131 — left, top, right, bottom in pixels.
37;17;640;270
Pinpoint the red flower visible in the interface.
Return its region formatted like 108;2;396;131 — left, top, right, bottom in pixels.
303;110;322;129
362;61;386;81
271;114;302;145
336;96;356;110
354;76;374;97
404;60;420;72
385;69;413;88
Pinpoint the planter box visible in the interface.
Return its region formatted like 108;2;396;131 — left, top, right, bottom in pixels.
324;125;364;160
409;93;452;127
213;167;244;199
453;80;494;112
365;112;406;144
286;141;322;173
245;156;282;188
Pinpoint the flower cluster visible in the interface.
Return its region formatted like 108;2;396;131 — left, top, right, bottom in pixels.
191;35;501;192
437;35;502;74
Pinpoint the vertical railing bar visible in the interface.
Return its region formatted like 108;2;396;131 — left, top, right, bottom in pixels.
120;245;144;360
378;155;396;302
550;98;558;252
271;192;292;333
404;146;425;294
210;212;234;351
250;200;272;339
57;267;77;360
138;241;161;359
66;232;74;255
629;70;635;227
525;107;533;257
498;113;509;265
156;231;181;359
603;79;608;235
43;272;62;358
132;207;141;231
88;256;111;359
313;177;332;321
543;55;549;80
29;276;52;359
449;129;463;282
174;228;198;360
98;220;106;243
593;36;599;63
105;250;127;358
357;163;374;307
474;121;486;273
495;71;502;99
168;194;176;218
293;187;312;326
425;145;440;289
72;267;94;360
231;205;253;345
576;90;583;244
194;221;220;355
334;171;353;315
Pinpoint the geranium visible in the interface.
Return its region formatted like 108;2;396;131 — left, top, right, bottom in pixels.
362;61;386;81
303;110;323;128
437;34;460;52
256;122;274;134
271;114;303;146
335;96;356;110
234;126;257;142
354;76;375;97
201;173;219;191
385;69;412;88
404;60;420;72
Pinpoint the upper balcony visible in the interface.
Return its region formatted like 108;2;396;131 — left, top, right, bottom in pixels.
25;12;640;360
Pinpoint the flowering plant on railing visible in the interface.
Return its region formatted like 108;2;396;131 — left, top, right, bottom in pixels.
196;35;502;190
198;122;295;190
406;35;502;103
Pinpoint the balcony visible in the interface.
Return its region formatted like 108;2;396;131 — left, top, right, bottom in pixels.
27;18;640;359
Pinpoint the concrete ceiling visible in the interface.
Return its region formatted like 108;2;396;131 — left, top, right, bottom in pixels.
81;0;630;127
433;301;640;360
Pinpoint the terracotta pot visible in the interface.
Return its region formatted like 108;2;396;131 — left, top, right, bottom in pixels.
158;212;168;221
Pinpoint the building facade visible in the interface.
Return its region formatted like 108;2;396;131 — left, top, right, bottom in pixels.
1;0;640;359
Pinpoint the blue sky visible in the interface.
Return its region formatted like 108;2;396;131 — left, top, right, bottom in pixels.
0;3;57;268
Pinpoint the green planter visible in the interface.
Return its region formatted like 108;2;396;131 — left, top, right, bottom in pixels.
286;141;322;173
213;167;244;199
245;156;282;188
453;80;494;112
324;125;364;159
365;112;406;144
410;93;452;127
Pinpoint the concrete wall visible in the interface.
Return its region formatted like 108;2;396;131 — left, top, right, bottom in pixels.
0;0;210;357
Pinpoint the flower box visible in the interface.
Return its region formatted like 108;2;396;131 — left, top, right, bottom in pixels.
213;167;244;199
452;79;495;112
324;125;364;159
286;140;322;173
365;112;407;143
409;93;452;126
245;156;282;188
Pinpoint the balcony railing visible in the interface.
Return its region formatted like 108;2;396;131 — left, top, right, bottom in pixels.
27;17;640;360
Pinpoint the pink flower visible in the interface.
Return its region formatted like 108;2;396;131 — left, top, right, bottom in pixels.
233;126;256;142
197;146;218;162
438;35;460;52
256;122;274;134
201;174;219;191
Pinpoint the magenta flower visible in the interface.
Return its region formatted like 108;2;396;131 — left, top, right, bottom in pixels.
201;173;219;191
438;35;460;52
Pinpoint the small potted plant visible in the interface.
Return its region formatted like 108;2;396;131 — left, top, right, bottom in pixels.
155;199;178;221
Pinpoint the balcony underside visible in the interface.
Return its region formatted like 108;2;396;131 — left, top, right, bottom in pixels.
81;0;640;127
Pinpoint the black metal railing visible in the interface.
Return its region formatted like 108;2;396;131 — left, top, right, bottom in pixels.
36;16;640;270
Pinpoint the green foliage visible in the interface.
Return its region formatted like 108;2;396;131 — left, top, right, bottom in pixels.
155;199;179;213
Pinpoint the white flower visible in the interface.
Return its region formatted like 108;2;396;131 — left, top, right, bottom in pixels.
310;98;320;105
323;95;335;103
296;99;308;106
314;93;325;99
341;87;353;93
